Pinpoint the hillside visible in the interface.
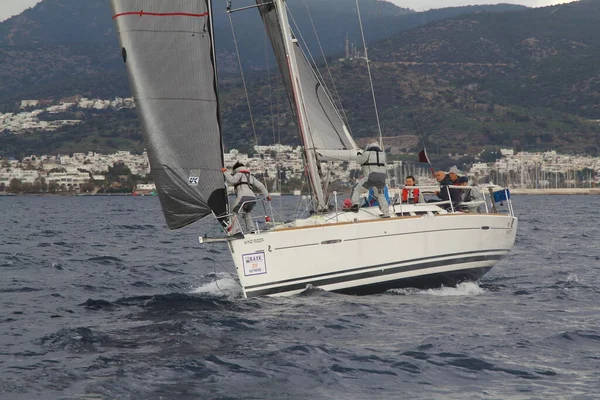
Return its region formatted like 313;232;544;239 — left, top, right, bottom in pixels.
358;0;600;154
3;1;600;158
0;0;525;103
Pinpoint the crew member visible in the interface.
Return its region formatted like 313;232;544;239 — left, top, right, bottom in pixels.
401;175;419;204
222;162;269;233
316;141;391;217
350;141;390;217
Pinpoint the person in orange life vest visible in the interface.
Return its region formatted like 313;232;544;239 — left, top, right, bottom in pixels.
401;175;419;204
221;162;269;232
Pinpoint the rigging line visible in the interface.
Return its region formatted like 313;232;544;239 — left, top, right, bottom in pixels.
276;75;282;145
301;0;352;132
355;0;384;150
264;30;283;205
226;1;259;148
265;31;277;146
374;1;429;163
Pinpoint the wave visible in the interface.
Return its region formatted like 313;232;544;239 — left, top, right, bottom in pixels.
35;327;109;353
86;256;124;264
111;224;156;231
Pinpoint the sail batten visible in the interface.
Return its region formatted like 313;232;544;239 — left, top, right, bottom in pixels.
111;0;227;230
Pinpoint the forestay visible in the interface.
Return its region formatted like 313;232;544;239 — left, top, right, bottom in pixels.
111;0;227;230
256;0;356;152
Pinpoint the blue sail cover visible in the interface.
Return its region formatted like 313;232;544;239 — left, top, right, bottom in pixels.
111;0;227;230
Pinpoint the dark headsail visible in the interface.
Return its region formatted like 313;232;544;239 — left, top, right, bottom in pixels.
111;0;227;230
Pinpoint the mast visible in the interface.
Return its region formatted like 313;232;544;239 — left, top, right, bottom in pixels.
273;0;327;210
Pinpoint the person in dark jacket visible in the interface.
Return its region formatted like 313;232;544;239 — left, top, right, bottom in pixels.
435;170;462;209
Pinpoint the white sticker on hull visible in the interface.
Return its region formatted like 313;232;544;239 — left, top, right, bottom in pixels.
242;252;267;276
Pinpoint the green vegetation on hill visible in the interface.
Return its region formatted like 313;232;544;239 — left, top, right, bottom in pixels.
0;109;144;157
1;0;600;158
0;0;524;102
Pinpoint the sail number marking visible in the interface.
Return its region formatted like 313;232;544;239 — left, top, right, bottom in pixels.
188;177;199;186
242;252;267;276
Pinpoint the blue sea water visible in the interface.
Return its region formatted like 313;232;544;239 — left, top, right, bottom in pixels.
1;195;599;399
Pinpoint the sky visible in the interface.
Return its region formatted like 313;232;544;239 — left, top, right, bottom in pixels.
0;0;41;22
389;0;574;11
0;0;578;22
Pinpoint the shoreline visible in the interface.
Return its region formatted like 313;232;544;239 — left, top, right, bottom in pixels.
0;192;133;197
510;188;600;195
3;189;600;197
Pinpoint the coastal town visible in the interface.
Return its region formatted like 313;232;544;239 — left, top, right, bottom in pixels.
0;97;135;134
1;97;599;194
1;144;599;195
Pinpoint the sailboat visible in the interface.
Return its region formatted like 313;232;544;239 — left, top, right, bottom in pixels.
111;0;517;298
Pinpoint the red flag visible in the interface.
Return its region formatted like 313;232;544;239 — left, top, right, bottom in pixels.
418;149;430;164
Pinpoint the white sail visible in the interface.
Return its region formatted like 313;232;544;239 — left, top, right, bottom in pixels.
256;0;356;208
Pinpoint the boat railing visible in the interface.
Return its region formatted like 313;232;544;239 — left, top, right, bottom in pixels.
446;185;514;217
395;184;513;217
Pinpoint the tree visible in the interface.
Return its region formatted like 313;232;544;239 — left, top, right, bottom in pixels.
480;148;501;163
48;182;59;192
80;179;96;193
9;178;22;194
0;182;4;192
32;179;42;193
22;182;33;193
106;162;131;180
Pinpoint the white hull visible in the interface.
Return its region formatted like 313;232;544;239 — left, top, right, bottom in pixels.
229;210;517;298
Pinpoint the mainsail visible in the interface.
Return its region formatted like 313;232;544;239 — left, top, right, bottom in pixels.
111;0;227;230
256;0;356;207
257;0;355;150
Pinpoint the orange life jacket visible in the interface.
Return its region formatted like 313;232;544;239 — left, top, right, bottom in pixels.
402;187;419;203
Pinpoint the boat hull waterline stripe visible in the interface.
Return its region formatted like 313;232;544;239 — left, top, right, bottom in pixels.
113;11;209;19
245;252;506;296
246;249;507;288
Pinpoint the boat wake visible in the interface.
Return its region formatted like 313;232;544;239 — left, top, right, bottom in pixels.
387;281;486;297
190;273;243;299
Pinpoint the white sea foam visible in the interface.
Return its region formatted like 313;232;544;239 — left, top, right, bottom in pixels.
423;281;486;296
388;281;485;297
566;273;579;283
190;273;243;299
